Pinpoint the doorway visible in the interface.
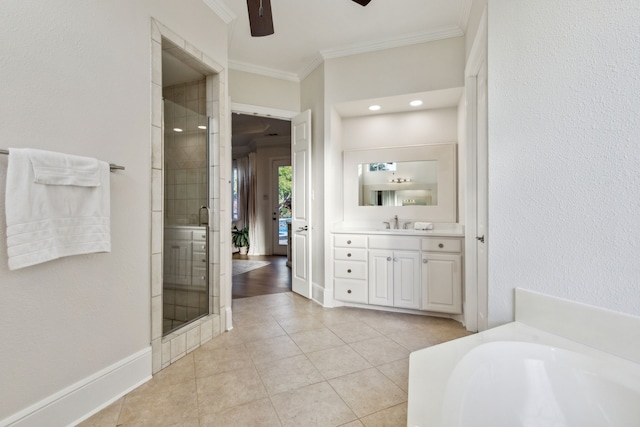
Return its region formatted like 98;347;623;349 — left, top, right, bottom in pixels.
231;111;293;299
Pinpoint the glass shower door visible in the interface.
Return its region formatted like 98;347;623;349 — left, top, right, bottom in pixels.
162;89;210;335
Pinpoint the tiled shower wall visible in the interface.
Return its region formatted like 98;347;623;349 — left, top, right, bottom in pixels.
163;81;208;226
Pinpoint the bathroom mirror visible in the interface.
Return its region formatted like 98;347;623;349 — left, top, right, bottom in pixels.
359;160;438;206
343;143;457;222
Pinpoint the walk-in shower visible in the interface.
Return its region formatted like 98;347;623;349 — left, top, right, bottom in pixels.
162;82;210;335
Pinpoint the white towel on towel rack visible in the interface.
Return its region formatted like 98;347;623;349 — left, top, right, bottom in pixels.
5;148;111;270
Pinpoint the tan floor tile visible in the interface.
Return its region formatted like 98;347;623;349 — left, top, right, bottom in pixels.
376;358;410;392
194;343;254;378
254;354;324;395
326;320;382;344
307;345;372;380
271;381;357;427
149;352;195;387
245;334;302;363
329;368;407;418
200;397;282;427
236;318;287;343
360;403;407;427
289;327;346;353
199;327;245;349
276;314;325;334
77;398;123;427
349;336;410;366
386;328;441;352
312;308;361;325
233;309;275;326
339;421;365;427
118;380;198;426
196;366;267;413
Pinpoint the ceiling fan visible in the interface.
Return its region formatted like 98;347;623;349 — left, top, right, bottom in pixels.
247;0;372;37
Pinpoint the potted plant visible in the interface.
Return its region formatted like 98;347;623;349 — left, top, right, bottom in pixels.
231;226;250;254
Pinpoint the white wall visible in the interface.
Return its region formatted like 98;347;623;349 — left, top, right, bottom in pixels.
487;0;640;326
229;70;301;112
341;109;458;151
325;38;465;103
0;0;227;421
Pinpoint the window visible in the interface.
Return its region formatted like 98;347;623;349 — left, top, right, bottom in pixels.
231;165;239;221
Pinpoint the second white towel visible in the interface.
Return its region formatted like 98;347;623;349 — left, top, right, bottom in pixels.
414;221;434;230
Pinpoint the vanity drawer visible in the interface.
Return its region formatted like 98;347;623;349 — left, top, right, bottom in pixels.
334;234;367;248
334;279;368;304
334;248;367;261
421;238;462;253
334;261;366;279
369;236;421;251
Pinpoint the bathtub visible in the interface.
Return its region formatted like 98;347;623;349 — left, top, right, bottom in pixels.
440;341;640;427
407;290;640;427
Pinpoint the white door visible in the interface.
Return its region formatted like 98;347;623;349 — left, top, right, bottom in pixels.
271;158;291;256
291;110;312;298
476;58;489;330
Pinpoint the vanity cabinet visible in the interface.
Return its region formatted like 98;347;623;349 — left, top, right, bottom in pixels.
332;231;463;315
421;238;462;314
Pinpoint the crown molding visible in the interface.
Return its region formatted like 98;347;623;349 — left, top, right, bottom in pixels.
320;26;464;61
458;0;473;33
229;60;300;82
201;0;236;24
297;53;325;81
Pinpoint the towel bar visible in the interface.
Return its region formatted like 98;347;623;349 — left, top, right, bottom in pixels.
0;148;125;172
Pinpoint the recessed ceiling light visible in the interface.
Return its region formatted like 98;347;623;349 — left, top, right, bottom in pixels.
369;105;381;111
173;128;183;132
410;100;423;107
197;125;207;130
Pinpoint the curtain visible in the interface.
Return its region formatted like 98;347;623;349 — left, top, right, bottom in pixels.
247;152;258;255
236;157;249;229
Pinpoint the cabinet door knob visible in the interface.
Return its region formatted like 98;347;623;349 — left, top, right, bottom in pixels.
438;243;444;248
347;269;352;273
202;258;206;263
347;253;352;257
347;289;352;294
387;257;392;261
347;240;352;245
393;257;398;262
423;259;428;263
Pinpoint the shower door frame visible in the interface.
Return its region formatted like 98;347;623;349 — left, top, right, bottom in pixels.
149;18;230;374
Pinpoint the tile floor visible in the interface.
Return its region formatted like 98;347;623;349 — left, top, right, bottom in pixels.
80;292;472;427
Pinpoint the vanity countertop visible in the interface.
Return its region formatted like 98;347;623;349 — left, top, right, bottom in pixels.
332;222;464;237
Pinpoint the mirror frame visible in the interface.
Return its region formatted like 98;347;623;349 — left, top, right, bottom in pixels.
343;143;457;222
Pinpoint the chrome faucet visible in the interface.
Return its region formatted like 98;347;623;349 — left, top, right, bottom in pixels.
382;221;391;229
393;215;399;229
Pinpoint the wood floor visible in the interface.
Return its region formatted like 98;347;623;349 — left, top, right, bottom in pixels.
232;254;292;299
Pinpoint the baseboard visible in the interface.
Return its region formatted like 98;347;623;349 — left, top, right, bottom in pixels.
1;347;152;427
225;307;233;331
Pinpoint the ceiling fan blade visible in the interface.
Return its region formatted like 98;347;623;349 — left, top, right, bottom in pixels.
351;0;372;6
247;0;274;37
